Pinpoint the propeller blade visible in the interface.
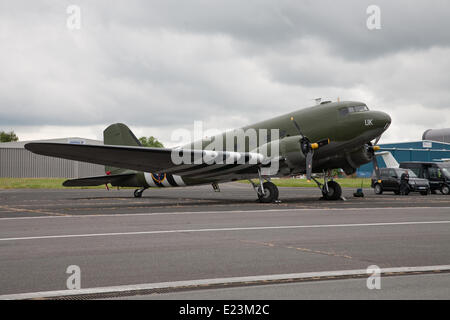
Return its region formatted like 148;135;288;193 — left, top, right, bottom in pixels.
291;116;329;181
367;143;381;180
372;155;381;181
290;117;304;137
306;151;313;181
374;135;381;146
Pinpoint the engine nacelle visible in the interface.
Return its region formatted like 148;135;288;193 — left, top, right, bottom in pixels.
343;146;373;175
279;136;306;172
253;135;305;175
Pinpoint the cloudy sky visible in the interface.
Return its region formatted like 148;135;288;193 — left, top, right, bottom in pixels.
1;0;449;146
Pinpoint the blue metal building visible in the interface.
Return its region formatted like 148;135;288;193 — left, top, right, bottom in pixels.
357;140;450;177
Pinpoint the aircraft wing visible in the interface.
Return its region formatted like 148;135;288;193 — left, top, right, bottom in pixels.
24;143;265;177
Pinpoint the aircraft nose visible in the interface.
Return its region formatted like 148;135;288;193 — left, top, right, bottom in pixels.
373;111;391;131
380;111;391;130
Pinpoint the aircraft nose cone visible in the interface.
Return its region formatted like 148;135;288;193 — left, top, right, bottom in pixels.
372;111;391;130
380;111;391;131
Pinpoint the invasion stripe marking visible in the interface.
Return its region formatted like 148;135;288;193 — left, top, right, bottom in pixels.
143;173;156;187
165;174;177;187
145;172;183;187
172;175;185;186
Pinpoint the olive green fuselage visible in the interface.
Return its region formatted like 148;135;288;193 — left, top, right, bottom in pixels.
116;101;391;188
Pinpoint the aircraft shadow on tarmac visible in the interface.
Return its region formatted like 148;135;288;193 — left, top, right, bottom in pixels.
63;190;449;212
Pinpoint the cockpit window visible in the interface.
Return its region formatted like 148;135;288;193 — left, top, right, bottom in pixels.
353;105;369;112
339;105;369;116
339;108;349;116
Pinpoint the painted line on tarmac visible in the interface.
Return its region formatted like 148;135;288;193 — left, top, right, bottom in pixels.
1;265;450;300
1;220;449;242
0;206;449;221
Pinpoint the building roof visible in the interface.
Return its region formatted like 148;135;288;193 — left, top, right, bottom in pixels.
422;128;450;142
0;137;103;149
380;140;450;149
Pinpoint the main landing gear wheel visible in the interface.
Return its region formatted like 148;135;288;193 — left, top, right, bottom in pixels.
134;188;145;198
322;181;342;201
257;181;279;203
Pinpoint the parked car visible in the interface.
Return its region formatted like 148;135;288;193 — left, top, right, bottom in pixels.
371;168;430;195
400;162;450;195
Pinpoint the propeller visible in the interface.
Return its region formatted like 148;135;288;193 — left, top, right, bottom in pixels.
373;135;382;146
367;142;381;181
290;116;330;181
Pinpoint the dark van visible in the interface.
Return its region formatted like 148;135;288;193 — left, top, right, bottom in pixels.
371;168;430;195
400;162;450;195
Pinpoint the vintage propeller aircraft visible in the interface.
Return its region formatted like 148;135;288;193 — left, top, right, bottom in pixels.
25;101;391;202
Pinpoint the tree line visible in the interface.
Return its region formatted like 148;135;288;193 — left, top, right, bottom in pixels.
0;131;18;143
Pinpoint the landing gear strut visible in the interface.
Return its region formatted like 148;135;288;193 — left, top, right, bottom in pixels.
134;187;147;198
250;169;279;203
311;171;343;201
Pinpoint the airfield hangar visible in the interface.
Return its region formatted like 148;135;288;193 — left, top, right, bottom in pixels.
357;128;450;177
0;138;105;178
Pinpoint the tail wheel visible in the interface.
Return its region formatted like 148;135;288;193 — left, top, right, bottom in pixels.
258;182;279;203
322;181;342;200
134;189;143;198
374;183;383;195
441;184;450;195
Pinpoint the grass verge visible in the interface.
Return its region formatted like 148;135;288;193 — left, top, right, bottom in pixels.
0;178;106;189
0;177;372;189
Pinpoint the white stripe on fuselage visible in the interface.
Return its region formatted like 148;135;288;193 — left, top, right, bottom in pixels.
144;172;157;187
173;175;185;186
161;177;172;187
144;172;185;187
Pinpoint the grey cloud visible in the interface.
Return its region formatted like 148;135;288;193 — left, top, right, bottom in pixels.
0;0;449;143
83;0;450;60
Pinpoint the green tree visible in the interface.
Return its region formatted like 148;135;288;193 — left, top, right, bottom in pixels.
0;131;19;143
139;136;164;148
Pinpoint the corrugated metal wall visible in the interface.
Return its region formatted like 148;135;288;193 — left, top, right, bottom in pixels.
0;148;105;178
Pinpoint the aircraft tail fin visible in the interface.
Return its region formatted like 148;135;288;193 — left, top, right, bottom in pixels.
103;123;142;174
104;123;142;147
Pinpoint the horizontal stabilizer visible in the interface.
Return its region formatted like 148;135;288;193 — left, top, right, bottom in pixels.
63;173;135;187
